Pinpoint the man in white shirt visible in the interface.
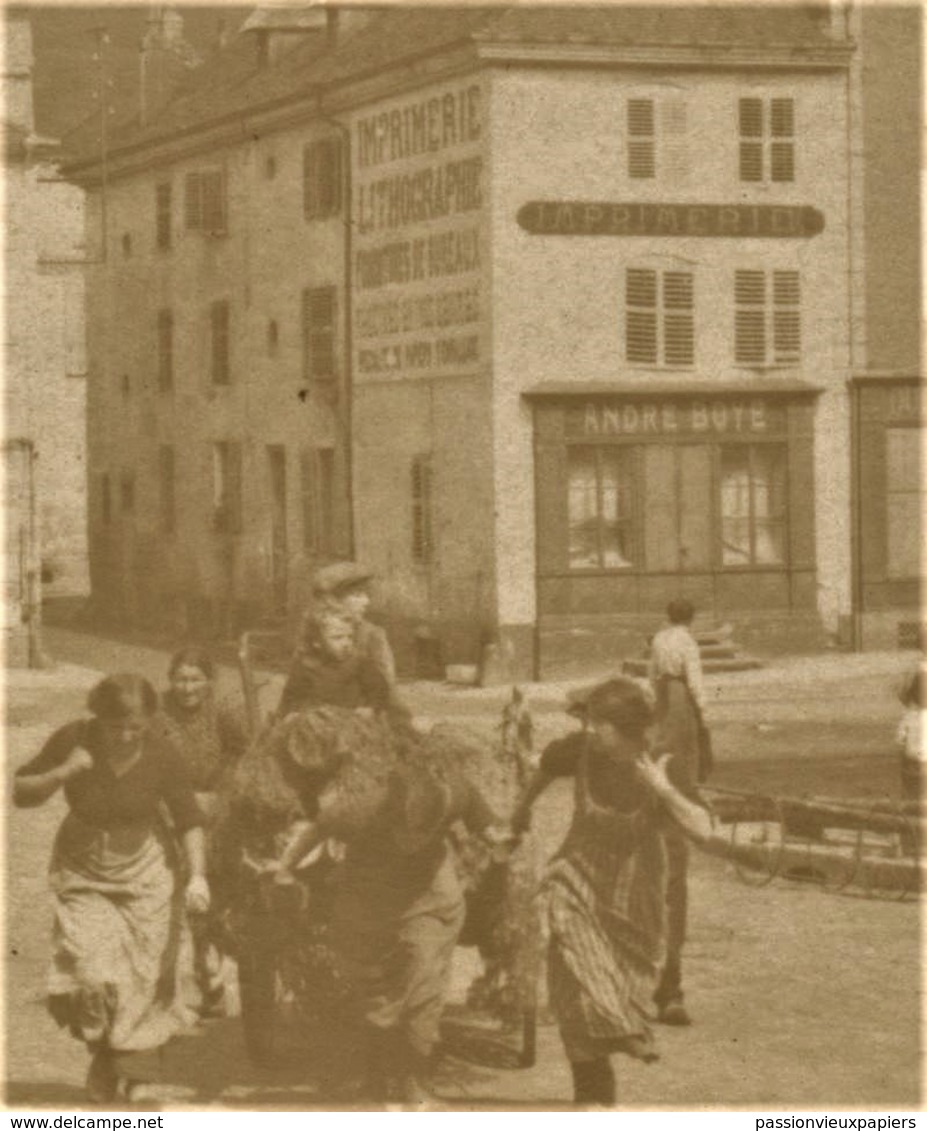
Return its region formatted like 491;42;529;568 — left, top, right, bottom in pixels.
648;598;709;1027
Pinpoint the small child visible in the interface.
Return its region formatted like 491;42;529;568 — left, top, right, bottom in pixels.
896;665;927;802
277;610;391;719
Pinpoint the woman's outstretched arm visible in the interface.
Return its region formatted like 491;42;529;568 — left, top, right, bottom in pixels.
635;753;714;844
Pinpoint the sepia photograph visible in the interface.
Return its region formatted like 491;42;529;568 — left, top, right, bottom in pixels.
2;0;923;1112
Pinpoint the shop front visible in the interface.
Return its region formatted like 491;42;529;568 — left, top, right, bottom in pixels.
851;375;926;650
527;382;826;672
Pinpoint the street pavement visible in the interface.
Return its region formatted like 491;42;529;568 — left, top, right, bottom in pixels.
3;628;923;1110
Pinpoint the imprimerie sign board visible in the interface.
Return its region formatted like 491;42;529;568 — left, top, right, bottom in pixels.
352;80;484;381
517;201;825;238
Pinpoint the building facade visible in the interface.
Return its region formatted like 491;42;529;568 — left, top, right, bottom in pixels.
64;5;920;678
3;19;89;664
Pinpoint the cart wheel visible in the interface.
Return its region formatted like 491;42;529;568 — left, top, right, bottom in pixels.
730;795;784;887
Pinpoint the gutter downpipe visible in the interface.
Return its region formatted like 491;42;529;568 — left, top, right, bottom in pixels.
315;102;355;560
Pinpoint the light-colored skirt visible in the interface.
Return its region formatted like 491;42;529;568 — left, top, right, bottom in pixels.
47;812;190;1052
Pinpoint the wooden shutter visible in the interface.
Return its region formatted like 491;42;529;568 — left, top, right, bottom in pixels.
772;271;800;361
735;270;766;364
663;272;694;366
201;170;226;233
159;445;175;532
626;269;657;364
157;309;173;391
739;98;764;182
303;287;336;381
411;454;433;564
627;99;655;179
211;300;230;384
184;173;202;229
156;183;172;248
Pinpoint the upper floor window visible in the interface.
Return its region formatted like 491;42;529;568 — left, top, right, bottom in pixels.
157;309;173;392
302;286;336;384
625;268;694;367
301;447;335;556
734;270;800;366
626;97;688;183
185;169;227;234
739;97;795;183
211;300;231;385
304;137;344;220
212;441;242;534
156;182;172;249
159;445;176;534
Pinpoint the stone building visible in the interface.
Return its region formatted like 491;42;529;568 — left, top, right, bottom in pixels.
62;5;922;678
3;18;89;664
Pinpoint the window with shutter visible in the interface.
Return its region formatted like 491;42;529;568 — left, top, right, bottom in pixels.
411;454;434;565
185;168;227;233
739;96;794;183
301;447;335;555
626;268;693;367
735;270;800;365
159;446;175;533
213;441;242;534
211;300;230;385
304;137;344;219
156;183;172;249
157;309;173;392
627;99;655;179
303;286;337;382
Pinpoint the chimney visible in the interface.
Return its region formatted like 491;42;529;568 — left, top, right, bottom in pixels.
139;5;201;126
241;5;328;69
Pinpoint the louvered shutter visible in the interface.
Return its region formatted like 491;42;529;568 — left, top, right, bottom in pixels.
626;269;658;363
735;271;766;364
627;99;655;179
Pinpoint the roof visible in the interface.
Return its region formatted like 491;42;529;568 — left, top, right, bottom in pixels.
61;4;843;169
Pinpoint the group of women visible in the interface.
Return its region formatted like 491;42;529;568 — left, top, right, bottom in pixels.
16;564;714;1109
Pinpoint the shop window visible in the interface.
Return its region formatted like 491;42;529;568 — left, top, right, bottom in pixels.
211;300;231;385
627;97;688;183
886;427;925;579
185;169;226;234
411;454;434;565
155;182;172;249
301;447;334;555
735;270;800;366
626;269;694;367
304;137;343;220
302;286;336;384
157;309;173;391
739;97;794;183
159;445;175;533
212;441;242;534
567;447;638;570
719;445;787;566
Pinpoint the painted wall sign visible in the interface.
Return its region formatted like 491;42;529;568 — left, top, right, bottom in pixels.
352;80;485;380
568;398;788;438
517;201;825;239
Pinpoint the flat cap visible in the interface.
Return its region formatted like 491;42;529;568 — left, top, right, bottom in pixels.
312;561;374;596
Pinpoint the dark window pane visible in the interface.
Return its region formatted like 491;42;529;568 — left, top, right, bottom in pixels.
211;301;230;385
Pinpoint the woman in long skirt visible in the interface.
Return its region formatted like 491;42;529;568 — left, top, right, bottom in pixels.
14;674;209;1103
155;647;247;1018
512;677;712;1107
